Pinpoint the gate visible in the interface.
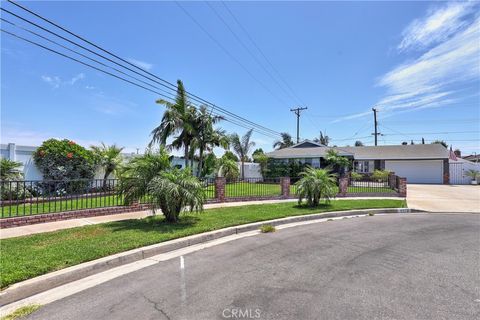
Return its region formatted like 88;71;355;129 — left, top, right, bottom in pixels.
449;161;480;184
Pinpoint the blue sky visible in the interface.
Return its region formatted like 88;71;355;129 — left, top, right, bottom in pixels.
1;1;479;155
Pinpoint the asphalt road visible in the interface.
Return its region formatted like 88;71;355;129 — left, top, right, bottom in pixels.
27;213;480;320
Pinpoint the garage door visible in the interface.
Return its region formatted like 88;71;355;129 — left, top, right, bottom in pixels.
385;160;443;184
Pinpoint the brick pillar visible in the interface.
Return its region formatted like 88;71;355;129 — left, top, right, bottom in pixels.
215;177;226;202
443;159;450;184
280;177;290;198
398;177;407;197
339;177;348;196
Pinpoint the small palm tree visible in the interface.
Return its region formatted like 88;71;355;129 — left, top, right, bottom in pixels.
147;168;205;222
273;132;294;150
216;157;240;180
296;167;337;206
465;169;479;182
0;158;23;180
325;149;350;176
230;129;255;180
91;143;124;188
118;148;171;205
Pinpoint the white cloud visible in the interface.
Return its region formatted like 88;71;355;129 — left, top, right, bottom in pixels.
334;3;480;123
127;58;153;71
41;73;86;89
398;1;477;51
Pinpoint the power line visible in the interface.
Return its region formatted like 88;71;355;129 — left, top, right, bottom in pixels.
382;130;480;136
3;1;283;138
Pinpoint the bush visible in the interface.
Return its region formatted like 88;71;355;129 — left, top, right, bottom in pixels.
147;168;205;222
372;170;390;181
216;157;240;180
296;167;337;207
33;139;97;182
350;172;362;181
260;224;276;233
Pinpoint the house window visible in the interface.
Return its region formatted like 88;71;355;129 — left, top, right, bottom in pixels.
312;158;320;168
354;161;370;173
304;158;312;166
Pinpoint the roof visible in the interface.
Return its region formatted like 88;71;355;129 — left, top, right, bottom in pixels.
266;142;449;160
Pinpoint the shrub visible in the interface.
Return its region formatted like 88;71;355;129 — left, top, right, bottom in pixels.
260;224;276;233
465;169;479;181
350;172;362;181
372;170;390;181
216;157;240;180
0;158;23;180
296;167;337;207
147;168;205;223
33;139;96;181
117;148;171;205
0;159;33;200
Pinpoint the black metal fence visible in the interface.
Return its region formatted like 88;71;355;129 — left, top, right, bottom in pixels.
348;175;394;194
225;177;282;199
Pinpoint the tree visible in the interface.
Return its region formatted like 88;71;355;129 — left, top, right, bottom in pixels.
252;148;264;158
222;150;239;162
296;167;337;207
431;140;448;148
118;148;171;205
0;158;23;180
229;129;255;180
201;152;217;177
402;141;408;145
273;132;294;150
313;131;330;146
150;80;197;168
148;168;205;223
325;149;350;176
91;143;124;188
421;137;425;144
410;140;415;145
191;106;228;177
252;149;269;177
354;141;364;147
216;157;240;180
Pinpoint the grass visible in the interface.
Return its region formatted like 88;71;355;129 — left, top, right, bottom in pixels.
260;224;276;233
0;305;41;320
0;199;405;289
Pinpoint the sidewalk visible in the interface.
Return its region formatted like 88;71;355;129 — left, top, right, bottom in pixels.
0;197;401;239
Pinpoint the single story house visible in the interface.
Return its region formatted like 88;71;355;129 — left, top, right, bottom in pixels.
266;141;450;184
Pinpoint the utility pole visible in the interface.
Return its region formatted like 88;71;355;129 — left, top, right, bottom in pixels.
290;107;308;143
371;107;381;146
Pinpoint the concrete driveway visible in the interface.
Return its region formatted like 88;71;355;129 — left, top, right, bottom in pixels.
25;214;479;320
408;184;480;212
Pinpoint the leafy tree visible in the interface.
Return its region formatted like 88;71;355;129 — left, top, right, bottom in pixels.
229;129;255;180
201;152;217;177
252;148;264;158
118;148;171;205
401;141;408;145
191;106;229;177
0;158;23;180
431;140;448;148
150;80;197;168
354;141;364;147
216;157;240;180
252;150;269;177
325;149;350;176
91;143;124;188
296;167;337;206
222;151;239;162
421;137;425;144
148;168;205;223
273;132;294;150
313;131;330;146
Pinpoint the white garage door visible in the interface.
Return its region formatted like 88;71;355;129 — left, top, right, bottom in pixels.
385;160;443;184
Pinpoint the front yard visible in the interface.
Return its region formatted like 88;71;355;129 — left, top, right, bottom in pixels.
0;199;405;288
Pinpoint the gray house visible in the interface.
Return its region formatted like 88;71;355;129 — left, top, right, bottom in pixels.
266;141;450;184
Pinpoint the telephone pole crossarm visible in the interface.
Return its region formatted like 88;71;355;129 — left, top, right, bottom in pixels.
290;106;308;143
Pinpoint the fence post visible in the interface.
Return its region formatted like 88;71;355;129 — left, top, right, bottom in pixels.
339;177;348;196
280;177;290;198
398;177;407;197
215;177;226;202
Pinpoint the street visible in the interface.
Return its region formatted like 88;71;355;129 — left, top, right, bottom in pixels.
27;213;480;320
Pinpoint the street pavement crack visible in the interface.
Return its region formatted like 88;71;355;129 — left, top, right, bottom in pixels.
141;293;171;320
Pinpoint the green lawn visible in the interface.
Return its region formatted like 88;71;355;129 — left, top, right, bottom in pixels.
0;199;405;288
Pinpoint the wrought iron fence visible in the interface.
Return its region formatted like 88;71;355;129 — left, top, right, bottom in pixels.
225;177;281;199
200;177;216;200
348;175;395;194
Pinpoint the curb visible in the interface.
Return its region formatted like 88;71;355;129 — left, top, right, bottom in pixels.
0;207;411;306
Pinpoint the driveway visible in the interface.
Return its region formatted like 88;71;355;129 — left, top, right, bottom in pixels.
407;184;480;212
25;214;479;320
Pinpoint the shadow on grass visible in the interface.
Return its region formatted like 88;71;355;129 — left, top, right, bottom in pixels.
292;203;333;210
107;214;201;233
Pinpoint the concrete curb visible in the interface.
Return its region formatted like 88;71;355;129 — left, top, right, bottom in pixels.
0;207;411;306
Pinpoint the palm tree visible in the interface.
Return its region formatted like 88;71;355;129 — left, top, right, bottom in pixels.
325;149;350;176
354;140;364;147
147;168;205;223
229;129;255;180
216;157;240;180
313;131;330;146
150;79;196;168
0;158;23;180
192;106;229;177
273;132;294;150
296;167;337;206
91;143;124;188
117;148;171;205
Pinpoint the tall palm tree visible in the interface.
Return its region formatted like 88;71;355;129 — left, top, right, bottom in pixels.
91;143;124;188
150;79;196;168
273;132;294;150
313;131;330;146
229;129;255;180
191;106;229;177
